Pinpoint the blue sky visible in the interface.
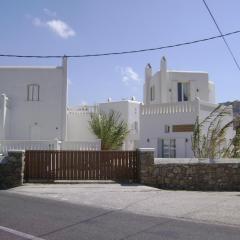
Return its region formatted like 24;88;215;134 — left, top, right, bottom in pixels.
0;0;240;105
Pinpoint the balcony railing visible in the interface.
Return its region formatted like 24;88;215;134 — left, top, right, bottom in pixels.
141;101;197;116
67;106;98;115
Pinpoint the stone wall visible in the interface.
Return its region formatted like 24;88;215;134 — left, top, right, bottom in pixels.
0;151;25;189
138;149;240;191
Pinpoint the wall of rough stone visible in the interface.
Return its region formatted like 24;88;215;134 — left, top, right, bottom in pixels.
0;151;25;189
138;149;240;191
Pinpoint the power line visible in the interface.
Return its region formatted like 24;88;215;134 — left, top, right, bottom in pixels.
202;0;240;71
0;30;240;59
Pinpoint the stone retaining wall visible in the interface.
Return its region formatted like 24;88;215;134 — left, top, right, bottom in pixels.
0;151;25;189
138;149;240;191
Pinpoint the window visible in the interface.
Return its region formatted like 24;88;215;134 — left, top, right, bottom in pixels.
178;82;190;102
150;85;155;101
27;84;40;101
158;139;176;158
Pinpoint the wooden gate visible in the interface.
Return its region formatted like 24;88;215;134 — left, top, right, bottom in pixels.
24;150;139;182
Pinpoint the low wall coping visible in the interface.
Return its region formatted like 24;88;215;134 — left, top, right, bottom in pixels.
138;148;155;152
8;150;25;153
154;158;240;164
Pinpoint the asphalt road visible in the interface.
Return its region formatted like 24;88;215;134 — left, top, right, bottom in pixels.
0;191;240;240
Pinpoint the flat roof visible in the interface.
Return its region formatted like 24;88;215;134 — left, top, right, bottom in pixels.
99;100;141;105
168;70;208;74
0;66;61;69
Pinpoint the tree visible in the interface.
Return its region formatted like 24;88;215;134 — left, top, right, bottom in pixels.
191;105;235;159
89;110;129;150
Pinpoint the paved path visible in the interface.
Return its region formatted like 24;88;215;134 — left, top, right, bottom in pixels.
0;191;240;240
8;183;240;227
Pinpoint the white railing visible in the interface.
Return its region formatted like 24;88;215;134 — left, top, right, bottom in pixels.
0;139;101;154
60;140;101;151
67;106;98;115
0;140;58;154
141;101;197;116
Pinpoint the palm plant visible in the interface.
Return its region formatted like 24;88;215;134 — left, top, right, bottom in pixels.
89;110;129;150
231;117;240;158
192;105;235;159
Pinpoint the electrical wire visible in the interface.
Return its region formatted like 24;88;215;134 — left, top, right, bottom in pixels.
0;29;240;59
202;0;240;71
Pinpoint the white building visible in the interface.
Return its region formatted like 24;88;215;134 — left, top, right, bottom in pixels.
140;57;234;157
0;57;139;152
66;99;141;150
0;56;235;155
0;58;67;142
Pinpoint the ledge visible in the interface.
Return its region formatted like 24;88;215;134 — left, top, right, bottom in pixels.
154;158;240;164
138;148;155;152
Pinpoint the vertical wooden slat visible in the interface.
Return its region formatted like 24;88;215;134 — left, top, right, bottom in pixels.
31;151;35;180
105;151;108;180
83;151;86;180
75;151;78;180
97;151;100;180
71;151;74;180
72;151;75;180
109;151;112;180
90;151;93;180
67;151;71;180
74;151;77;180
60;150;63;180
79;151;83;180
91;151;94;180
39;150;43;180
88;151;90;180
55;151;58;180
63;151;66;180
87;151;89;180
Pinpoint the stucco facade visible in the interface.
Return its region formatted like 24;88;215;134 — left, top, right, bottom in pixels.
0;58;67;141
66;100;141;150
140;57;234;157
0;56;235;155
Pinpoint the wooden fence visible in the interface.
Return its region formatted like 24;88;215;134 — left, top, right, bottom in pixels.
24;150;139;182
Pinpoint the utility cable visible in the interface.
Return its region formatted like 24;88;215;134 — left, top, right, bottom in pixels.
202;0;240;71
0;29;240;59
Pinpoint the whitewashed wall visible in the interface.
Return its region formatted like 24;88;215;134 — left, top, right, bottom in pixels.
139;98;234;158
66;107;97;141
0;58;67;141
140;101;198;157
66;101;141;150
143;57;216;105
